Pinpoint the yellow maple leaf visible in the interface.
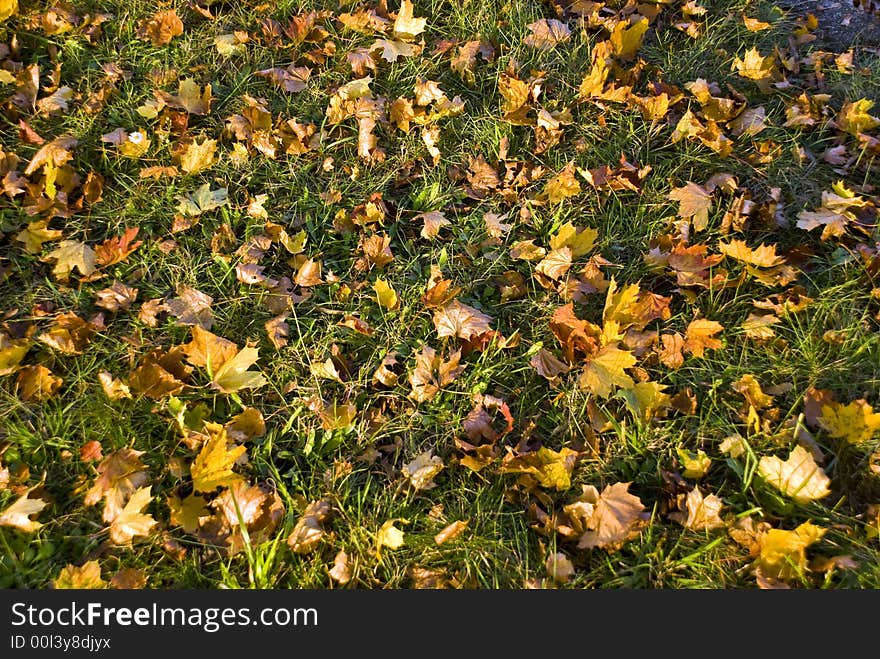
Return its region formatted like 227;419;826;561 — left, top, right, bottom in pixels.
109;486;158;546
179;137;217;174
684;319;724;357
819;399;880;445
718;239;785;268
732;47;775;81
376;518;407;556
211;346;267;393
578;343;635;398
393;0;426;41
620;381;670;423
500;447;579;490
15;220;63;254
838;99;880;136
0;337;30;376
755;521;825;580
374;277;399;310
758;445;831;503
610;17;649;61
168;493;209;533
191;428;246;493
0;491;48;532
668;182;712;231
0;0;18;22
53;561;106;589
602;277;642;329
45;240;97;281
541;162;581;204
549;222;598;258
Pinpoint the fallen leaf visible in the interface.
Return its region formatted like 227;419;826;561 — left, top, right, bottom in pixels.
393;0;426;41
110;568;147;589
109;486;158;546
211;346;267;394
17;365;63;401
178;137;217;174
95;282;138;312
377;519;406;554
374;277;399;310
191;429;246;493
575;482;646;550
684;319;724;357
758;445;831;503
45;241;97;281
0;337;30;376
670;487;725;531
181;326;238;371
416;211;450;239
402;451;444;490
578;344;635;398
755;521;825;581
669;182;712;231
0;491;48;532
545;552;575;583
140;9;183;47
433;299;492;341
819;400;880;445
610;17;649;61
328;550;352;584
500;447;579;490
168;493;208;533
53;561;106;589
408;345;466;402
288;500;331;554
524;19;570;50
15;220;63;254
167;285;213;329
84;448;150;523
434;519;469;545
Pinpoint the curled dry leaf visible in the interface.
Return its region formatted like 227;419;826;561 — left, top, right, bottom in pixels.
434;519;469;545
402;450;444;490
287;499;332;554
670;487;725;531
329;550;352;585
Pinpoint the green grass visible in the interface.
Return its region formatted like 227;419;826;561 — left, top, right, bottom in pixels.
1;0;879;589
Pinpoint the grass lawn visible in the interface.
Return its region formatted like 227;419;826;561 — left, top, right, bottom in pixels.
1;0;879;589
